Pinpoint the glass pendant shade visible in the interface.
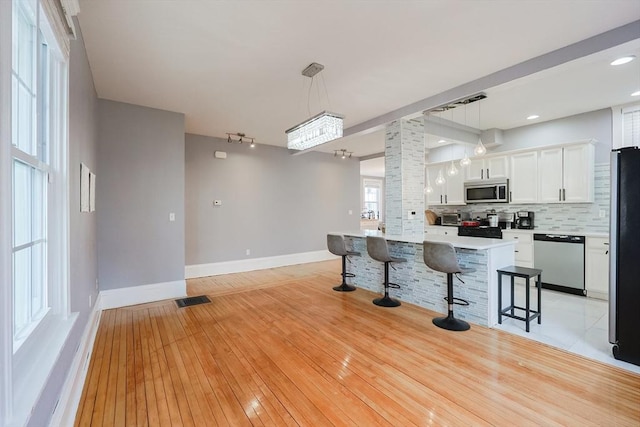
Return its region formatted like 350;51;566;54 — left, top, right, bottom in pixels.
286;111;344;150
460;151;471;167
474;138;487;156
435;169;446;185
424;169;434;194
447;160;458;176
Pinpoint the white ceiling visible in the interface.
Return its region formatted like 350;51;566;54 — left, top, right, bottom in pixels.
77;1;640;164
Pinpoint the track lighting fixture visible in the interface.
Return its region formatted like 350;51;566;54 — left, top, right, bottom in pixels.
226;132;256;148
334;149;353;159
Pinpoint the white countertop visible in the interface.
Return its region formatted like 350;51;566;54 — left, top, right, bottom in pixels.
426;225;608;239
338;229;516;250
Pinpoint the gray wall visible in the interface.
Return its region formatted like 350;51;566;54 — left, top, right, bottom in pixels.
97;100;185;289
27;19;99;427
185;134;360;265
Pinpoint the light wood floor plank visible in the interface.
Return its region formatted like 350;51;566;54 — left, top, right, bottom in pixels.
76;260;640;426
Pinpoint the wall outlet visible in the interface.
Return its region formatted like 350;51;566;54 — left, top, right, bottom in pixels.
169;212;175;221
246;249;250;256
599;209;606;218
407;210;416;220
348;210;353;215
214;200;222;206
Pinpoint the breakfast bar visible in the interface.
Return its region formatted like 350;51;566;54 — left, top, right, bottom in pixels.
339;230;516;327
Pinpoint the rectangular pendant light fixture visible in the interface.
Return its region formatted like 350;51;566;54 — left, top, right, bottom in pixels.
286;110;344;150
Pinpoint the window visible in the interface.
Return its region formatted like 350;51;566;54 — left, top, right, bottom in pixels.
1;0;72;424
363;179;382;219
622;104;640;147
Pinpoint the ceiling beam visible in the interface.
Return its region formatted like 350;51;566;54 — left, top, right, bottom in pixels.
344;19;640;139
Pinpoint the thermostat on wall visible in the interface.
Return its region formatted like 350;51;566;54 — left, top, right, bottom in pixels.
214;151;227;159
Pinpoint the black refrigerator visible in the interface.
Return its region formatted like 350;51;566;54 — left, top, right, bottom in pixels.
610;147;640;366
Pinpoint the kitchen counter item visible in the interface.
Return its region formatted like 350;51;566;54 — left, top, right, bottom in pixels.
461;220;480;227
425;210;438;225
458;226;503;239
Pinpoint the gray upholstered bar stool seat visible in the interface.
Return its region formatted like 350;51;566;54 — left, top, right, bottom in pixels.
423;241;476;331
366;236;406;307
327;234;360;292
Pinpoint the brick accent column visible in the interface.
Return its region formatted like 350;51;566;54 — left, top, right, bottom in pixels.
384;119;425;235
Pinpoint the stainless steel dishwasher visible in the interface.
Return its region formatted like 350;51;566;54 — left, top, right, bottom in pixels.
533;234;586;296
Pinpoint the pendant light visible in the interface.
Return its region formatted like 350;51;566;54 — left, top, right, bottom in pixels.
424;168;434;194
474;98;487;156
459;103;471;166
435;168;446;185
446;111;458;176
460;151;471;167
447;159;458;176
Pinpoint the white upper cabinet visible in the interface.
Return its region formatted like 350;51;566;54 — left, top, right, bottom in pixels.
538;143;594;203
465;156;508;181
510;151;538;203
425;163;465;206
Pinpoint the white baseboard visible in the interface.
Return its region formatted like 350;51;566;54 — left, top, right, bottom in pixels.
49;293;103;427
186;250;337;279
99;279;187;310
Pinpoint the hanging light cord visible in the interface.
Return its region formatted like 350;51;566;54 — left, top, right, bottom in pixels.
320;71;332;111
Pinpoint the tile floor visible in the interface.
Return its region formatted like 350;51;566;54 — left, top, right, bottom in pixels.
494;284;640;374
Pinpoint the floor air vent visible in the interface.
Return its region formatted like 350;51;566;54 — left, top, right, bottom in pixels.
175;295;211;308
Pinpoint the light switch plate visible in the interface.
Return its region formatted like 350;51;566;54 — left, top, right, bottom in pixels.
169;212;175;221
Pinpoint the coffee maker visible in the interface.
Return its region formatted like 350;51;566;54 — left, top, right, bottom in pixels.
515;211;535;229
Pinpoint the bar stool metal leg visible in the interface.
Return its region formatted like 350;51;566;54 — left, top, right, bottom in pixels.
373;262;401;307
432;273;470;331
333;255;356;292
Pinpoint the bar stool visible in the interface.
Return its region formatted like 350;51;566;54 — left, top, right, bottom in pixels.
497;266;542;332
423;241;475;331
327;234;360;292
366;236;406;307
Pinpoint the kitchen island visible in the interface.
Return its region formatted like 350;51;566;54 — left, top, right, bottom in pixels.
338;230;516;327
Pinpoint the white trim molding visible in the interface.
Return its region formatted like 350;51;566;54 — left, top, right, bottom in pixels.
48;294;102;427
99;280;187;310
186;250;337;279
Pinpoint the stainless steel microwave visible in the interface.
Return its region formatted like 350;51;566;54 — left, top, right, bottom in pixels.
464;179;509;203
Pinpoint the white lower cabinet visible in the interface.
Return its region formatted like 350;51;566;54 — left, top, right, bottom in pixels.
503;230;534;285
502;230;534;266
586;237;609;300
425;226;456;236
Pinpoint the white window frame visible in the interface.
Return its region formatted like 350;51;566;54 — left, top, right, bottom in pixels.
1;0;74;425
362;178;383;220
612;102;640;149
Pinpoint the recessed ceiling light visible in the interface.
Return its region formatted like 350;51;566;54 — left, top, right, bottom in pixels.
527;115;540;120
632;90;640;97
611;56;636;66
437;139;446;144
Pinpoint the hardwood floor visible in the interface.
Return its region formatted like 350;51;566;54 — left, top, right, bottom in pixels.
75;260;640;426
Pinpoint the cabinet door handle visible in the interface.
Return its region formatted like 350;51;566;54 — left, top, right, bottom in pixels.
487;168;490;179
606;250;609;255
481;169;484;180
509;191;512;202
445;194;448;204
440;195;443;204
515;250;519;253
604;243;609;245
559;189;562;201
563;188;566;201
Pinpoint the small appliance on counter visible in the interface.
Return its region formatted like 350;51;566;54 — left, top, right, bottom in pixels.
441;212;460;226
515;211;535;229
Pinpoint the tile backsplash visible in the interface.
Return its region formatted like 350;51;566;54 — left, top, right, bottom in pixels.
428;163;610;234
